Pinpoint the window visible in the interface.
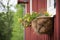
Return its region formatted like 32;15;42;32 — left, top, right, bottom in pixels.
47;0;56;17
54;0;56;8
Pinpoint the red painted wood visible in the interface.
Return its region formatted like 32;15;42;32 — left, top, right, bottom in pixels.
38;0;47;12
31;28;38;40
25;0;30;40
32;0;38;12
54;0;60;40
25;0;60;40
27;0;30;13
31;0;38;40
25;27;31;40
37;1;51;40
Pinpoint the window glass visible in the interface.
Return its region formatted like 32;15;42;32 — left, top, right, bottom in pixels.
54;0;56;8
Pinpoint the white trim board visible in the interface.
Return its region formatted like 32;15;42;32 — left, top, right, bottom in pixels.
30;0;32;14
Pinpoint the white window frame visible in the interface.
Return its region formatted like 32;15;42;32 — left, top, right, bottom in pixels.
30;0;32;14
47;0;56;17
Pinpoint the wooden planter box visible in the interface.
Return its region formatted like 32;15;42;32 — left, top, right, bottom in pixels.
31;16;54;34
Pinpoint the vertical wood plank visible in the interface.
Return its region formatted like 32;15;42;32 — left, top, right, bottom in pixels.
25;27;31;40
25;0;30;40
31;28;38;40
27;0;30;13
31;1;38;40
38;0;47;12
32;0;38;12
54;0;60;40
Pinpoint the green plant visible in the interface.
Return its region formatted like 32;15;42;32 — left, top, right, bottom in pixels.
0;12;14;40
18;12;39;28
18;11;50;28
0;0;14;40
11;4;24;40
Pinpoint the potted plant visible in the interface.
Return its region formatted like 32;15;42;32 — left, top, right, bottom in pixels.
18;11;54;34
18;12;39;28
31;11;54;34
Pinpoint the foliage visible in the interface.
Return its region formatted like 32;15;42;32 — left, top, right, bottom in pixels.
0;11;14;40
18;12;39;28
18;11;50;28
11;4;24;40
0;0;14;40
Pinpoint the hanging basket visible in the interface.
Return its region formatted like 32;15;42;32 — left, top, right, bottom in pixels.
31;16;54;34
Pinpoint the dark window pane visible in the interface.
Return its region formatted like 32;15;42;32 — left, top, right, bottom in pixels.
54;0;56;8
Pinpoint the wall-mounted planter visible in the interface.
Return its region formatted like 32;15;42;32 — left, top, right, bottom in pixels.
31;16;54;34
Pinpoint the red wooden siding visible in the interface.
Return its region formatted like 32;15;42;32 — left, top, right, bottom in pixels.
31;0;54;40
54;0;60;40
32;0;38;12
38;0;47;12
25;0;60;40
25;27;31;40
25;0;30;40
27;0;30;13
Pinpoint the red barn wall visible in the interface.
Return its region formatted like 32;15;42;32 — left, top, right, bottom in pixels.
32;0;38;12
27;0;30;13
54;0;60;40
25;0;60;40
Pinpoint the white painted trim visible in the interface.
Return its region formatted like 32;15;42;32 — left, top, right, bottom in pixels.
30;0;32;14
